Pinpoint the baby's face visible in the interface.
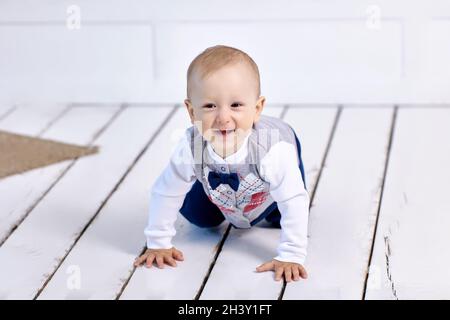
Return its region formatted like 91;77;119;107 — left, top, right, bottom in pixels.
185;62;265;158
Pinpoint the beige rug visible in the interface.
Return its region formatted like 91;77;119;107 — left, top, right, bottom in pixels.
0;130;98;179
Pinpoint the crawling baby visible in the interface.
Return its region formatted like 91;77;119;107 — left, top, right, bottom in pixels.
134;45;310;282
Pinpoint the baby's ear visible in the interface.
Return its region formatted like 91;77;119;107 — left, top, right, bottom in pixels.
184;99;195;124
254;96;266;122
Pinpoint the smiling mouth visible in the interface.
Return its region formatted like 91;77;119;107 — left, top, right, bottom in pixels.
215;129;235;136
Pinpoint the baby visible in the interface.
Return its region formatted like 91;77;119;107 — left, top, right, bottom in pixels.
134;45;310;282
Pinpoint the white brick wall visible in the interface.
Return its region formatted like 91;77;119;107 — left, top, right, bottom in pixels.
1;0;449;105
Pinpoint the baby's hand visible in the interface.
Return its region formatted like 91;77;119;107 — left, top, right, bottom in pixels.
256;259;308;282
133;247;184;269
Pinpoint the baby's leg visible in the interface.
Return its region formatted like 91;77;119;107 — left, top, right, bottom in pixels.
179;180;225;228
250;202;281;228
264;206;281;228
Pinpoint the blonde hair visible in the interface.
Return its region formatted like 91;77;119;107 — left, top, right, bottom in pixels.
186;45;261;98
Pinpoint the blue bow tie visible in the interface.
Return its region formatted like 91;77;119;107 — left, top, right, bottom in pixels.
207;171;240;192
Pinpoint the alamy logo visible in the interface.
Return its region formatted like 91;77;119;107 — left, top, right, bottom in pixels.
66;265;81;290
66;5;81;30
366;5;381;30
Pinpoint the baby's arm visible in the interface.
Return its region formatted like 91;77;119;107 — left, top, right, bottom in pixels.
135;130;196;268
258;141;310;280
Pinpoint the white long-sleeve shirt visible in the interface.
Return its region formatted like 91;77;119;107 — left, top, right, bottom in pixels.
144;115;310;265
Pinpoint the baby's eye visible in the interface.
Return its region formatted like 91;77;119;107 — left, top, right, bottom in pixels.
202;103;216;109
231;102;243;108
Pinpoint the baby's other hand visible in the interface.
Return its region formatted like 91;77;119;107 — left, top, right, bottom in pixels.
133;247;184;269
256;259;308;282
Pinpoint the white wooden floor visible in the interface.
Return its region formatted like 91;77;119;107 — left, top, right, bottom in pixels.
0;103;449;300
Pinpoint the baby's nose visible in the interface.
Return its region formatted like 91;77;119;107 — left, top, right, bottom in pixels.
217;107;232;123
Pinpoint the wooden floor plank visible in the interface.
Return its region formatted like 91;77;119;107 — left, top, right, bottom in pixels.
199;106;337;299
0;105;76;244
365;108;450;300
0;106;16;122
38;105;189;299
119;106;285;300
0;106;171;299
6;104;448;300
283;107;393;299
0;105;67;136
